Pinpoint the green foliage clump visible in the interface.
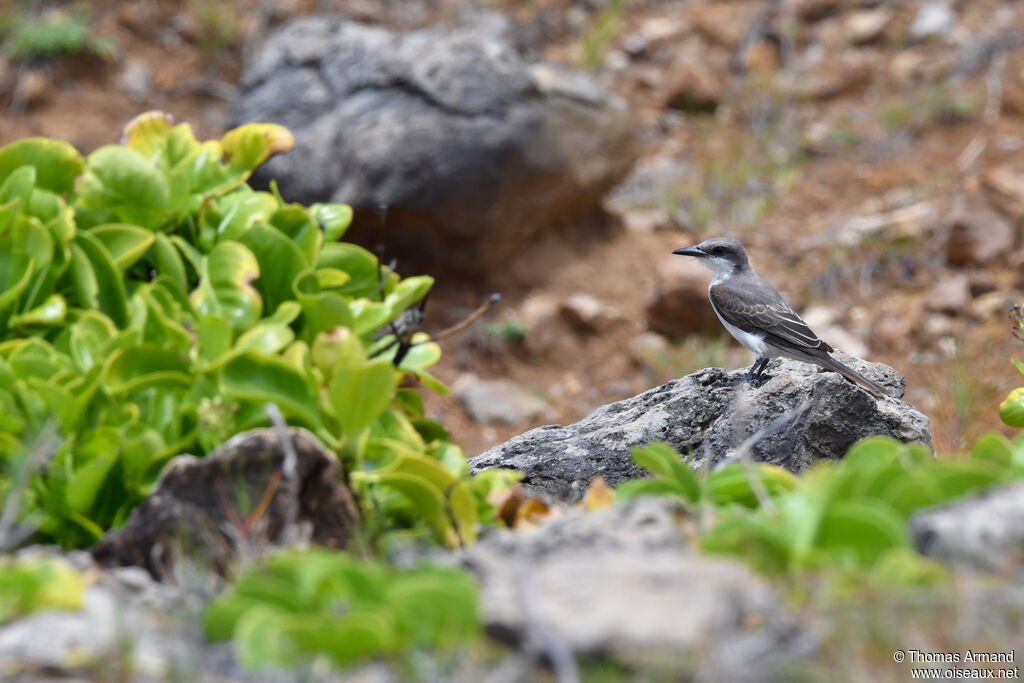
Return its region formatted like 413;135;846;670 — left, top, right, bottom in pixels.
0;112;516;549
0;555;86;624
3;4;117;62
619;435;1024;579
204;549;479;671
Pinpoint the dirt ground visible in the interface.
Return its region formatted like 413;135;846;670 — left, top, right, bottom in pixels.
3;0;1023;457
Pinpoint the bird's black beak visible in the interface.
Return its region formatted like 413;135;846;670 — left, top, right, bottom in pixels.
672;245;705;258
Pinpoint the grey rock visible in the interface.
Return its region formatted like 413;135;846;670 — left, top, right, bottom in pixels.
559;292;620;333
946;198;1015;266
909;2;956;41
925;273;971;314
92;428;360;581
843;8;891;46
233;15;638;276
453;374;554;426
469;356;931;499
116;58;153;101
462;499;810;679
909;483;1024;574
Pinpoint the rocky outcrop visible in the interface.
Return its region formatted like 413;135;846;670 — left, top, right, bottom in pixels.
909;482;1024;574
461;498;810;680
469;356;931;499
232;15;638;276
92;428;359;581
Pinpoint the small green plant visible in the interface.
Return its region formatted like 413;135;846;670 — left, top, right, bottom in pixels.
0;555;86;624
186;0;244;54
204;549;480;671
4;4;117;62
486;318;527;343
580;0;625;71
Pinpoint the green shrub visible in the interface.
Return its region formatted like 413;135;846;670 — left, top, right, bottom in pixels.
618;435;1024;578
0;112;516;549
204;549;480;671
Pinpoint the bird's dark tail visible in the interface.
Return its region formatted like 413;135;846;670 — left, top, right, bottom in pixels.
815;353;892;399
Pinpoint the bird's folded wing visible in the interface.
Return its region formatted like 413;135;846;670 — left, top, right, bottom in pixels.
709;281;832;352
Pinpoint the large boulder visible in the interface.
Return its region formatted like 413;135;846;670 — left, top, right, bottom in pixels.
469;355;931;499
461;498;808;680
232;15;638;276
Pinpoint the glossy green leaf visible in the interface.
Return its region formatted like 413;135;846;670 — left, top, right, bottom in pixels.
88;224;155;271
0;166;35;232
816;500;909;564
0;137;84;195
149;233;187;292
317;243;383;297
213;189;277;242
196;313;233;367
311;203;353;242
329;359;398;437
238;222;308;314
103;345;191;395
631;442;700;502
1000;387;1024;428
77;146;174;229
706;464;798;508
970;432;1016;466
189;241;262;333
10;294;66;327
219;123;294;173
120;111;175;161
294;270;354;338
69;311;118;372
613;478;692;503
221;352;320;428
70;231;128;327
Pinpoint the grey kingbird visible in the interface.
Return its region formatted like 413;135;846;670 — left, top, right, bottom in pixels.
672;237;890;398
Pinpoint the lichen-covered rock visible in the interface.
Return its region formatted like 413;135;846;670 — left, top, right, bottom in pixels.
92;428;359;581
469;356;931;499
231;14;638;276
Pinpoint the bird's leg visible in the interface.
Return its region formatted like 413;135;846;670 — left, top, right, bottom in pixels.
744;357;768;383
753;358;770;382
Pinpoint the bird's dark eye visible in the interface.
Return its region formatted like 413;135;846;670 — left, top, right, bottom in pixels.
712;246;724;255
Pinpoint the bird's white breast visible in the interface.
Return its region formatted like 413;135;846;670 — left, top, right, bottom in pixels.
707;281;772;358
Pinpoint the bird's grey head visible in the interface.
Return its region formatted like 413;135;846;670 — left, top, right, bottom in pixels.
672;237;750;279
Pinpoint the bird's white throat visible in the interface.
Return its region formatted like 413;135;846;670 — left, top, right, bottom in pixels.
698;256;740;285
